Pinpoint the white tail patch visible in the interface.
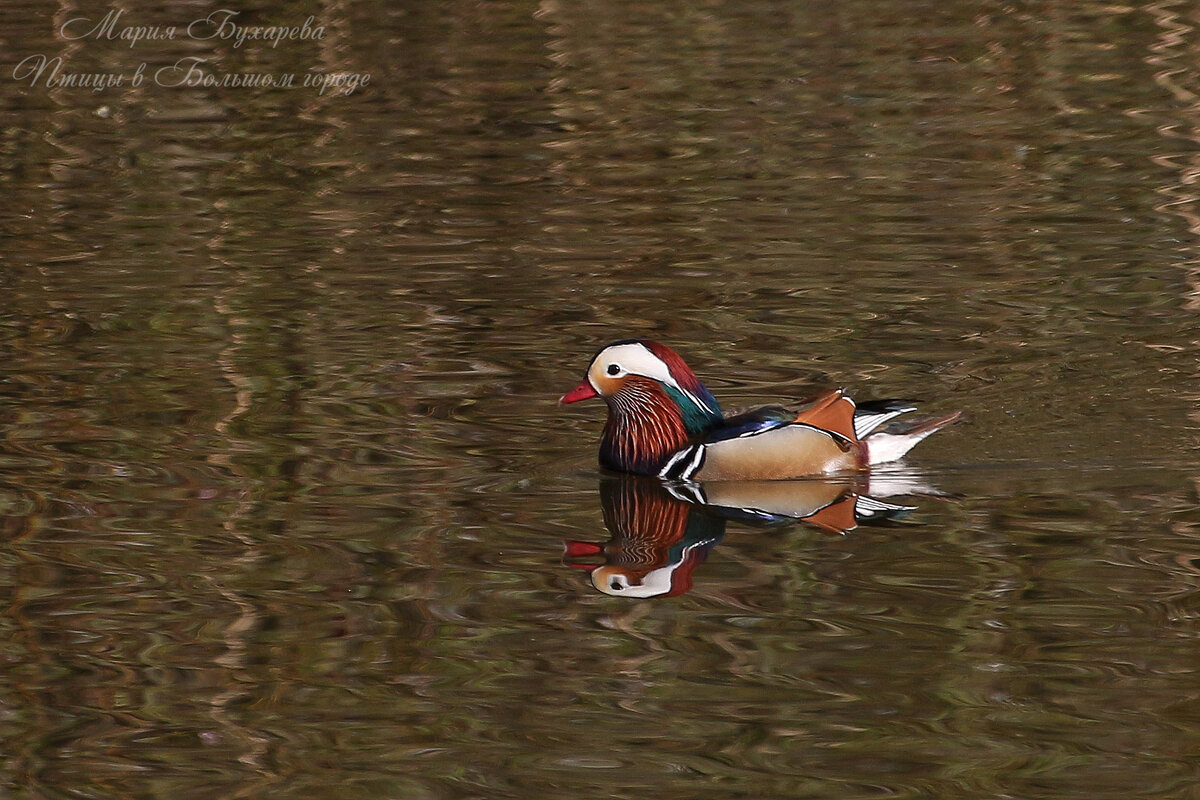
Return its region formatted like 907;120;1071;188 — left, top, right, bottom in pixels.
864;411;962;466
865;430;938;465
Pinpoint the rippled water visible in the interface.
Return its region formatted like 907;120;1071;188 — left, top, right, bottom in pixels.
4;0;1200;797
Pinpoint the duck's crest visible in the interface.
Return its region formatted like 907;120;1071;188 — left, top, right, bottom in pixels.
625;339;722;431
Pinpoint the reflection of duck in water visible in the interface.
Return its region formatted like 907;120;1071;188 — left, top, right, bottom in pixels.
561;339;960;480
564;476;917;598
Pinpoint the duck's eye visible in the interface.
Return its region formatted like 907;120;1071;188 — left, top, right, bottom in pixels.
610;579;624;591
606;363;621;376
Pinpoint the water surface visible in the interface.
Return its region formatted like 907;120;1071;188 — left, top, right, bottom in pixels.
3;0;1200;797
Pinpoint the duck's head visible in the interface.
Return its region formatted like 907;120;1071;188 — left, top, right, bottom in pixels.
563;541;708;599
560;339;724;475
589;564;681;598
560;339;722;429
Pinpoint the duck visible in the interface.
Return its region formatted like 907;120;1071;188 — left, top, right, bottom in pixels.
560;339;961;481
563;476;727;599
564;475;918;598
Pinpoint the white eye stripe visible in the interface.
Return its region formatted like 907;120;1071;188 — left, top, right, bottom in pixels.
595;343;670;382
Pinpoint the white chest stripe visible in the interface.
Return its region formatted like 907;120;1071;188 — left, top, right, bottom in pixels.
658;444;706;481
658;448;693;477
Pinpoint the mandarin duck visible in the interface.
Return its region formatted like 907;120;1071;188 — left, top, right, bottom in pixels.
565;475;916;598
561;339;961;481
564;476;726;598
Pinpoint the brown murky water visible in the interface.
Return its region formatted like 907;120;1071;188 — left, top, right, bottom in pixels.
3;1;1200;797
